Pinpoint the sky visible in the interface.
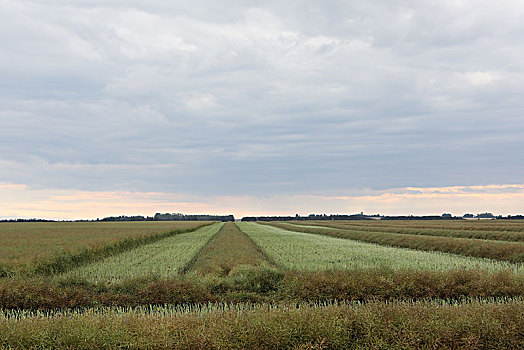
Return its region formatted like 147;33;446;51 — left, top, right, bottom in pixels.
1;0;524;219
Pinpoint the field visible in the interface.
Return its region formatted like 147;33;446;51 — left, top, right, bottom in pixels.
290;220;524;242
238;223;523;272
62;223;224;283
0;221;210;276
268;222;524;263
1;220;524;348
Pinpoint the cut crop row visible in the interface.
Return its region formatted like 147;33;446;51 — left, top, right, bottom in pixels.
62;223;224;283
188;222;272;276
292;221;524;242
319;219;524;232
238;223;523;272
0;221;210;277
266;222;524;263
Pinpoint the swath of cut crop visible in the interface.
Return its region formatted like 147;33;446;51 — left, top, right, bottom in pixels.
266;222;524;263
188;222;272;276
61;223;224;283
0;221;211;277
290;220;524;242
237;223;523;273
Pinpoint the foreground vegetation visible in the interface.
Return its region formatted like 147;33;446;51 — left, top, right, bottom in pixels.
267;222;524;263
1;300;522;349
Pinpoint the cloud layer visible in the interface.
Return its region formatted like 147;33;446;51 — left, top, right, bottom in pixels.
1;1;524;217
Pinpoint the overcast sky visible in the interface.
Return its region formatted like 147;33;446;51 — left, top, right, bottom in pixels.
1;0;524;219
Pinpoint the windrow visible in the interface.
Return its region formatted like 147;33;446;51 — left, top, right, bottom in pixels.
324;219;524;232
187;222;272;276
61;223;224;283
265;222;524;264
289;221;524;242
238;223;524;273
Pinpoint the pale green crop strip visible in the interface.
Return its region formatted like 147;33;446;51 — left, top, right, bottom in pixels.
61;223;224;283
237;223;524;273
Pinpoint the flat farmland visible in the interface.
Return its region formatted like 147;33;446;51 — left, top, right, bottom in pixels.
0;221;210;275
1;220;524;348
63;223;224;283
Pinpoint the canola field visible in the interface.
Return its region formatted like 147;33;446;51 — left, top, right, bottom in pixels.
1;219;523;349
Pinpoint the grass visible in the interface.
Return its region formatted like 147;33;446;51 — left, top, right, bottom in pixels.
267;222;524;263
61;223;224;283
0;221;210;276
293;220;524;242
1;300;523;349
238;223;523;273
189;222;272;276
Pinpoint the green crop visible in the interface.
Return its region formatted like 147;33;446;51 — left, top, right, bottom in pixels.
62;223;224;282
238;223;524;273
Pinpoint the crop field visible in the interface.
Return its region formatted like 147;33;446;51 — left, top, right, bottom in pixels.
0;221;209;276
268;222;524;263
62;223;224;282
335;219;524;231
1;220;524;348
238;223;524;272
291;220;524;242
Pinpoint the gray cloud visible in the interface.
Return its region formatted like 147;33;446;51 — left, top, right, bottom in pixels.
1;0;523;200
